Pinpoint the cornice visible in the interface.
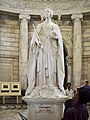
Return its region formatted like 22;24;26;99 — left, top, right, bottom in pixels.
0;0;90;15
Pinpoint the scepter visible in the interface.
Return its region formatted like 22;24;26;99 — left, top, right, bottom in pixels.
33;24;43;49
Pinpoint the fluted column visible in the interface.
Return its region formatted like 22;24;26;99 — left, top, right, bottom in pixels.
71;14;83;89
19;14;30;89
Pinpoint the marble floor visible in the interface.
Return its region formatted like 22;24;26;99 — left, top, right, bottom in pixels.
0;104;27;120
0;104;90;120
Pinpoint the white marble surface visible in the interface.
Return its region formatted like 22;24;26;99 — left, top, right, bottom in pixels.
26;8;65;96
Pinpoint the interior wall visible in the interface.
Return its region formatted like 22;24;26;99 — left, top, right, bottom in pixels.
82;19;90;85
0;13;19;82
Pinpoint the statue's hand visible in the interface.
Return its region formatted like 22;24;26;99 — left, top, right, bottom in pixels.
50;30;58;40
51;34;58;39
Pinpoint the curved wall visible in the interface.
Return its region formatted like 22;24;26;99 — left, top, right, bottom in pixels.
0;0;90;89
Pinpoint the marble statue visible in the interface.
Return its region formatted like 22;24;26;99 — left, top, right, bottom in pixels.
25;8;65;97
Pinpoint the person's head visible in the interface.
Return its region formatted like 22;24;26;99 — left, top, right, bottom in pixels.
84;80;89;86
73;86;90;104
44;8;53;18
66;82;71;90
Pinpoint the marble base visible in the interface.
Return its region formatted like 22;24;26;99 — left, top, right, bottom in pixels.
25;86;66;98
23;97;66;120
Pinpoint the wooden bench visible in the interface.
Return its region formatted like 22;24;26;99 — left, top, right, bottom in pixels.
0;82;21;104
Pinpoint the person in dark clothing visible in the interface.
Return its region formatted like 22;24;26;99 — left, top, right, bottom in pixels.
62;104;89;120
62;86;90;120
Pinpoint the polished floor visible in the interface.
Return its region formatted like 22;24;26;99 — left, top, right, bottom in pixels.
0;104;90;120
0;104;27;120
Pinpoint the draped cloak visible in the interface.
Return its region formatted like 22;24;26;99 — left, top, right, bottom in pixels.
26;21;65;95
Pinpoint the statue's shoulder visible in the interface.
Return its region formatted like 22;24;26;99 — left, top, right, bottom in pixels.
51;22;60;31
36;23;43;32
52;22;59;28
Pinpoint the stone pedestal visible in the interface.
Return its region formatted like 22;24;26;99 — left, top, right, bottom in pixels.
23;86;67;120
23;97;66;120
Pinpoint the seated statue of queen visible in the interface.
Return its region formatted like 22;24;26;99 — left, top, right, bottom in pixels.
25;8;66;98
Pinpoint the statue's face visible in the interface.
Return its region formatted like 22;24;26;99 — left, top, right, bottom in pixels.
44;9;51;18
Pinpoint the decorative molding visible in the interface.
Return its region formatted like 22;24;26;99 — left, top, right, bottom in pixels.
71;13;83;20
0;0;90;15
19;14;30;20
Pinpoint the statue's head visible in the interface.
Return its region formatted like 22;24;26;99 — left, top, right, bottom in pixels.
44;8;53;18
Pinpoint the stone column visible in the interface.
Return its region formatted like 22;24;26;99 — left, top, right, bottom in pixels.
40;14;44;21
71;14;83;89
58;15;61;21
19;14;30;89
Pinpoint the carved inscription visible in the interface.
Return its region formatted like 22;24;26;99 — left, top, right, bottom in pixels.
39;106;52;112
